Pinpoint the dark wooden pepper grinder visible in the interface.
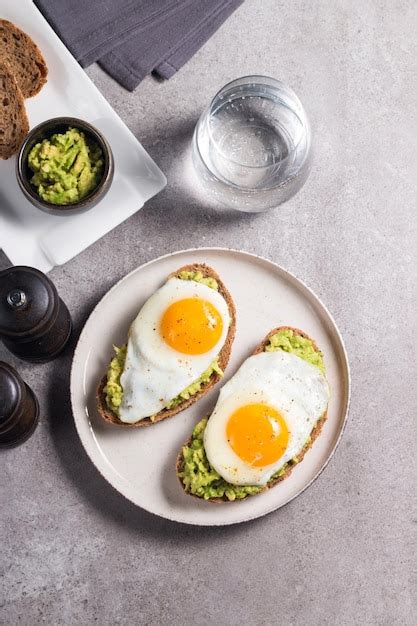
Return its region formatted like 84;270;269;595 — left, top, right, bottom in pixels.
0;361;39;447
0;266;72;362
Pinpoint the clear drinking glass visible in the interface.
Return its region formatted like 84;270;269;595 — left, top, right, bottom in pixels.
192;76;312;212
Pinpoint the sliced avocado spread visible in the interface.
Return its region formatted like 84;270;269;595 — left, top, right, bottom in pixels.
178;328;323;501
28;127;104;205
103;270;223;419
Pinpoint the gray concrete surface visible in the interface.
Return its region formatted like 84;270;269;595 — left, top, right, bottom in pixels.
1;0;417;624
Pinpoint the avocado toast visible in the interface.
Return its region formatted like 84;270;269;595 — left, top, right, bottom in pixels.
176;327;329;503
97;264;236;428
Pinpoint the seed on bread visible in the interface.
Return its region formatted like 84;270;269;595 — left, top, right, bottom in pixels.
0;61;29;160
96;264;237;428
0;19;48;98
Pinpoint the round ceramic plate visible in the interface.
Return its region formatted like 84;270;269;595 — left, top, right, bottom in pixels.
71;248;350;525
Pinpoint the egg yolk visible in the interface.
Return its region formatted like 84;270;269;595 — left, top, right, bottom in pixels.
226;403;289;467
160;298;223;355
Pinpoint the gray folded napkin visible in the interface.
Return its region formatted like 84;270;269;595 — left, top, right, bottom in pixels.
34;0;244;91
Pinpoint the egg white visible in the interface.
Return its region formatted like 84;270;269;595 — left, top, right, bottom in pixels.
203;350;330;486
118;277;230;423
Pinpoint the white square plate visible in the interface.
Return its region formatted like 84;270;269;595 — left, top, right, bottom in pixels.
0;0;166;272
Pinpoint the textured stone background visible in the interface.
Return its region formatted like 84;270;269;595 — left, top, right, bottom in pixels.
1;0;416;624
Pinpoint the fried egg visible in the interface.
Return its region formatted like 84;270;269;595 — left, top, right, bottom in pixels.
118;277;230;423
203;350;330;486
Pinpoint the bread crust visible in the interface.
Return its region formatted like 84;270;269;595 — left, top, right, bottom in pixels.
96;264;236;427
0;20;48;98
176;326;328;503
0;61;29;159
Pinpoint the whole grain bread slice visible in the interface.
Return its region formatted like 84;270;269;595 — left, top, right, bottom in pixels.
96;264;237;428
0;61;29;159
0;20;48;98
176;326;328;503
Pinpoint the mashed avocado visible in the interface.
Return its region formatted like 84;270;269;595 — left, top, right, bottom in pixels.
28;127;103;205
103;270;222;418
104;350;223;419
176;270;218;290
103;344;127;414
265;328;325;372
179;418;265;501
164;360;223;411
178;329;324;501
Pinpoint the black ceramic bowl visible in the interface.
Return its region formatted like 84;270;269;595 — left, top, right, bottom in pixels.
16;117;114;216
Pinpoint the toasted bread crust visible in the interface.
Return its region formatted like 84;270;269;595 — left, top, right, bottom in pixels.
0;61;29;159
96;264;236;428
176;326;328;503
0;20;48;98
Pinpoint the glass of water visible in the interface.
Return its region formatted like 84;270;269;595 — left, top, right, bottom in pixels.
192;76;312;212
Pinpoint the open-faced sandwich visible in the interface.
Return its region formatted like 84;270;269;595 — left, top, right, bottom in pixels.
97;264;236;427
177;327;330;502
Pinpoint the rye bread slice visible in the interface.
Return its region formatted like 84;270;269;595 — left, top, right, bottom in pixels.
0;61;29;159
96;264;237;428
0;20;48;98
176;326;328;503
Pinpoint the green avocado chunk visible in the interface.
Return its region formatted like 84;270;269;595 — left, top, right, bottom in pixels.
178;328;325;501
176;269;218;290
179;418;264;501
103;271;222;418
264;328;325;372
103;344;127;414
28;127;103;205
